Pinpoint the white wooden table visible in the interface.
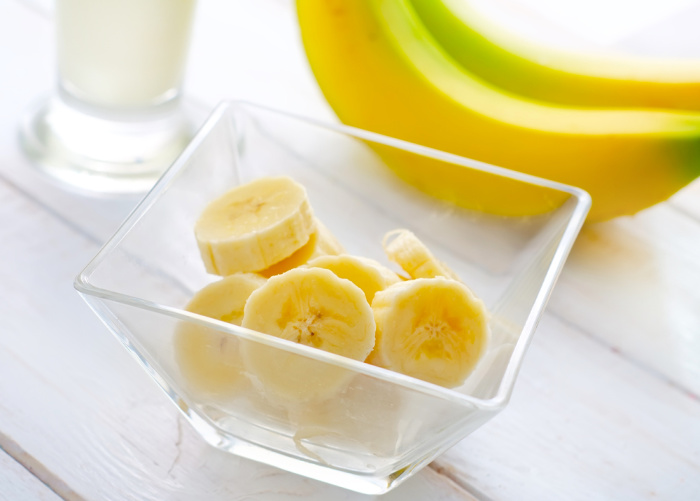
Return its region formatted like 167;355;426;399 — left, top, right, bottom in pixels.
1;1;700;499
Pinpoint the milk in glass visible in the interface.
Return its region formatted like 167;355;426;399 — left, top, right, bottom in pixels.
57;0;197;109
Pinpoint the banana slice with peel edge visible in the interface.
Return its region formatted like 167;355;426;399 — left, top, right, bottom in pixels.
241;267;376;402
195;176;315;276
383;229;459;280
369;277;489;388
175;273;267;397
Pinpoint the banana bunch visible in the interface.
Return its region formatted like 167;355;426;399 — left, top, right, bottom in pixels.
175;176;490;402
297;0;700;221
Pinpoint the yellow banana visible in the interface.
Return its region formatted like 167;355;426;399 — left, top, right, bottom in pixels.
297;0;700;221
410;0;700;111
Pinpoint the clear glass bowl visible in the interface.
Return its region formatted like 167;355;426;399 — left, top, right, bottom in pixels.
74;101;590;494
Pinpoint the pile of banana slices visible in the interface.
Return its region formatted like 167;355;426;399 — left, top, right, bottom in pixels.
176;176;490;402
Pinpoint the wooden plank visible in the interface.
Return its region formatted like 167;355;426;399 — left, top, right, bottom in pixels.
0;446;63;501
549;202;700;396
431;313;700;501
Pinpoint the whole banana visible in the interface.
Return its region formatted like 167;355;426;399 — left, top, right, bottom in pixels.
410;0;700;111
297;0;700;221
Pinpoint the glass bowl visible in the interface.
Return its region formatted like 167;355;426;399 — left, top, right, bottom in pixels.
74;101;590;494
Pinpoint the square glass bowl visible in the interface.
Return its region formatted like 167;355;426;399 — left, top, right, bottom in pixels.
75;101;590;494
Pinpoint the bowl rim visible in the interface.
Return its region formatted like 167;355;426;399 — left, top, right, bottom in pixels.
74;99;590;410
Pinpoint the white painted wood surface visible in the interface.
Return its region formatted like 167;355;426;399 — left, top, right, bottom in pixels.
1;0;699;499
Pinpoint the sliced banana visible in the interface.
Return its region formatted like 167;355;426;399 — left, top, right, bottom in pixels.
175;273;267;397
383;229;459;280
370;277;489;388
306;254;401;304
195;176;316;276
259;219;344;278
241;267;375;402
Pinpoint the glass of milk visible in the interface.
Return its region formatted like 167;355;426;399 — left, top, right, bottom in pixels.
20;0;198;194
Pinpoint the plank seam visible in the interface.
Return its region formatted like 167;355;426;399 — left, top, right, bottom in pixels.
428;461;493;501
0;429;86;501
547;310;700;402
669;199;700;226
0;173;104;247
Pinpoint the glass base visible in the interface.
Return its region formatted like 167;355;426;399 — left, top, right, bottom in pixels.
180;402;427;495
19;94;195;195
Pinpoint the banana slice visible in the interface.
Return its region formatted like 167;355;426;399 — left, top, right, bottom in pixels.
241;267;375;402
259;219;344;278
175;273;267;397
370;277;489;388
195;176;316;276
306;254;401;303
383;229;460;280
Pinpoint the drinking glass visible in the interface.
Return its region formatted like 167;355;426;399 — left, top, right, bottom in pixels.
20;0;198;194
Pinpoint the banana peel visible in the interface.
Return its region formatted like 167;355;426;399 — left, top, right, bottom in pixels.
297;0;700;222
